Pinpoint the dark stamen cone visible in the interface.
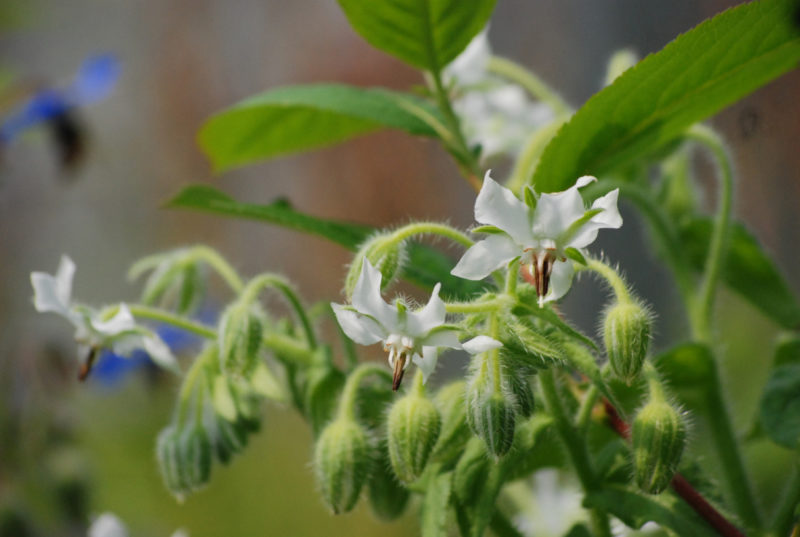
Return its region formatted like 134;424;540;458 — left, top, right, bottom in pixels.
78;347;97;381
520;251;556;304
392;355;407;392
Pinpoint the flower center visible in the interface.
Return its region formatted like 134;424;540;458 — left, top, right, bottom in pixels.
520;248;562;306
384;334;415;391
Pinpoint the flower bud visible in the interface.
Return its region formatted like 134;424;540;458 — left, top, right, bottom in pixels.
345;234;406;298
179;424;212;490
386;393;441;483
631;399;686;494
304;365;346;436
313;418;373;514
367;450;410;521
432;381;470;463
603;300;652;384
212;415;248;465
156;425;188;499
218;305;263;377
466;366;516;458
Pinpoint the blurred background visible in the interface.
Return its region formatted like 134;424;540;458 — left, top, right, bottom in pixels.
0;0;798;535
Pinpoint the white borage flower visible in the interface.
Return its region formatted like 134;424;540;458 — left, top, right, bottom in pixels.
452;172;622;306
444;29;555;158
87;512;188;537
333;259;495;390
31;255;179;378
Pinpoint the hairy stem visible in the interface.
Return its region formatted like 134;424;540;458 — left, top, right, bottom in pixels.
128;305;216;339
337;363;393;421
390;222;474;248
487;56;571;116
243;274;317;350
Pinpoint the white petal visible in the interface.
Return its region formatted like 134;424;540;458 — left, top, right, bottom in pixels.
412;347;440;384
532;176;596;240
142;336;180;373
474;172;534;245
91;304;136;336
406;283;446;337
88;513;129;537
31;255;76;316
462;335;503;354
542;260;576;304
444;28;491;85
331;303;385;346
567;188;623;249
351;259;398;330
421;327;462;350
451;234;520;280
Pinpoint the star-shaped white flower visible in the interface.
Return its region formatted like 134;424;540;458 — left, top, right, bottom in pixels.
332;259;464;390
451;172;622;305
31;255;178;377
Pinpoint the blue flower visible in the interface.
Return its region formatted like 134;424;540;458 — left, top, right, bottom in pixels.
0;54;120;144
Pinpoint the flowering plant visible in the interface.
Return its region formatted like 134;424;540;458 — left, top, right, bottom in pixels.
28;2;800;537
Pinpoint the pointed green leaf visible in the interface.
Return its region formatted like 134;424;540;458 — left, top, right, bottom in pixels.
199;84;442;171
338;0;496;71
760;363;800;449
533;0;800;192
166;184;487;299
680;216;800;329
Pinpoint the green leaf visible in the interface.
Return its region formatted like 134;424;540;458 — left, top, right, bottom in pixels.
337;0;496;72
680;217;800;329
653;342;715;410
199;84;442;171
774;333;800;367
533;0;800;192
585;485;719;537
760;363;800;449
420;471;452;537
166;184;487;299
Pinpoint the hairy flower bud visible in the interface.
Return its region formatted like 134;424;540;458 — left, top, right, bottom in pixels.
156;425;188;499
367;450;410;521
218;305;263;377
603;300;652;384
345;234;406;298
179;424;212;490
386;393;441;483
432;381;470;463
466;364;517;458
313;418;373;514
631;399;686;494
212;415;248;465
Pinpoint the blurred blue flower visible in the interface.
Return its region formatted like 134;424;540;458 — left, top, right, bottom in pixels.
92;310;216;388
0;54;120;144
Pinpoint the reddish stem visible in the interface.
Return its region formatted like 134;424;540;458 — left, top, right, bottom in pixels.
602;400;747;537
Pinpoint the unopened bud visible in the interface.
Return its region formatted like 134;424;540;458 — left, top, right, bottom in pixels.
313;418;373;514
156;425;188;499
604;300;652;384
631;400;686;494
345;234;406;298
466;364;517;458
212;415;248;465
432;382;470;463
367;450;410;521
386;393;441;483
179;424;212;490
304;365;346;436
218;305;263;377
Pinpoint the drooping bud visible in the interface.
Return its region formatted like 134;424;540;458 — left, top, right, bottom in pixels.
367;450;410;521
431;381;470;463
313;418;373;514
156;425;188;500
631;399;686;494
218;304;263;377
345;233;406;299
603;300;652;384
386;392;441;483
304;365;346;436
211;415;248;465
465;356;517;458
178;424;212;490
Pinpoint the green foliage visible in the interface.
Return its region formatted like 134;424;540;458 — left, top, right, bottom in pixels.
760;363;800;449
680;217;800;329
420;470;452;537
200;84;442;171
338;0;496;71
533;0;800;192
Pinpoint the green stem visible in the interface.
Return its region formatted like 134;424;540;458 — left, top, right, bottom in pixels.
390;222;474;248
242;274;317;349
576;384;600;433
191;245;245;293
127;305;216;339
489;314;502;392
176;345;215;426
685;125;734;342
539;369;612;537
445;297;509;314
336;363;392;420
487;56;571;116
770;464;800;537
428;68;483;191
582;258;632;304
262;332;315;368
505;258;520;296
